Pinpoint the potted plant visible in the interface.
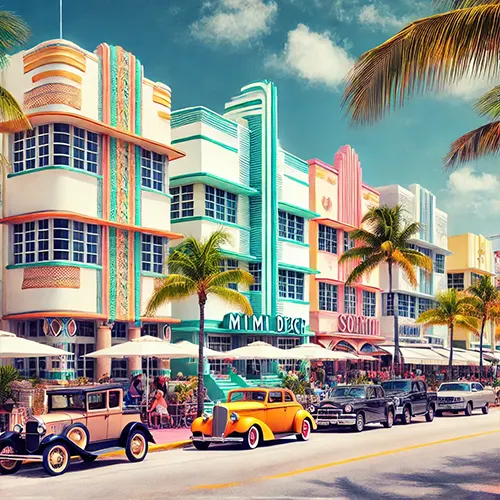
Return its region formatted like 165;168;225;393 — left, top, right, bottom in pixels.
0;366;21;411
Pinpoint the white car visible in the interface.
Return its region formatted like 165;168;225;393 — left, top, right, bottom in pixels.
436;382;495;416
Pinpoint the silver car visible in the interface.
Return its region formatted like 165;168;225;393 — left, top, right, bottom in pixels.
436;382;495;416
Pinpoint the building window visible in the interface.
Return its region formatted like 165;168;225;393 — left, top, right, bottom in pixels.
383;293;394;316
344;286;356;314
277;337;301;371
170;184;194;219
220;259;238;290
447;273;464;290
343;232;355;252
205;186;237;223
249;263;262;291
111;359;128;380
471;272;483;285
13;124;99;174
318;224;337;254
362;291;376;317
142;357;160;377
76;344;95;379
319;282;337;312
12;219;100;265
278;269;304;300
398;294;416;318
434;254;445;274
111;322;127;339
141;148;165;192
142;324;160;337
418;298;434;315
141;234;166;274
75;321;95;337
207;335;232;374
279;211;304;242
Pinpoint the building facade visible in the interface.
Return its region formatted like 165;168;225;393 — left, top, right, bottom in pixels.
308;148;385;357
448;233;495;350
0;39;184;380
169;81;317;377
377;184;450;346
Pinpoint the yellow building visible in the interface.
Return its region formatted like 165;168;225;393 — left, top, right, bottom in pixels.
447;233;495;350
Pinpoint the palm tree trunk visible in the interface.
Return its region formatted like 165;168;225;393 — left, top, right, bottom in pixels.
389;261;400;375
197;296;207;418
448;323;454;380
479;315;486;384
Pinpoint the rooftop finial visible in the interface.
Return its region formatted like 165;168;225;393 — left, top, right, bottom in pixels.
59;0;63;39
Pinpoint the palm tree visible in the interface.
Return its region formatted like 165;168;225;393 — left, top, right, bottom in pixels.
339;205;433;372
145;230;254;417
417;289;479;378
468;275;500;382
341;1;500;167
0;11;31;132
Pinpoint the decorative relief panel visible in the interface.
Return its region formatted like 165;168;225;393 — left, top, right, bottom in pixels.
24;83;82;110
22;266;80;289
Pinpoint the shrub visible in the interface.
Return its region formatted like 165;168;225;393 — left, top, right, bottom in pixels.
0;366;21;405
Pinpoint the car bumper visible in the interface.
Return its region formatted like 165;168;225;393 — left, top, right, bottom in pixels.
315;414;357;426
0;453;42;462
437;403;465;411
191;435;244;443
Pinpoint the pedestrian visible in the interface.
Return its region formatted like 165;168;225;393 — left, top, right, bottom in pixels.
127;373;143;405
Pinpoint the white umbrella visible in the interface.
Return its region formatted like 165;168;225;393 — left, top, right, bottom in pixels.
0;330;72;358
285;343;356;361
173;340;223;358
213;341;306;360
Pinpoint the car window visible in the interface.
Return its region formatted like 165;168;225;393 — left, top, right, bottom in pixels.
109;390;121;408
268;391;283;404
50;393;85;410
366;387;376;399
87;392;106;410
439;383;470;392
418;381;427;393
473;383;484;391
228;391;266;402
411;382;420;393
284;392;293;402
375;387;384;398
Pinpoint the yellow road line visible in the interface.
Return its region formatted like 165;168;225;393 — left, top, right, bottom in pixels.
192;429;500;490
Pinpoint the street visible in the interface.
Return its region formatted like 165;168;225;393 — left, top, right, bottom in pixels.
1;409;499;500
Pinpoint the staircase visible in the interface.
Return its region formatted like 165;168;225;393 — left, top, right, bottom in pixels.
203;400;215;415
244;375;283;388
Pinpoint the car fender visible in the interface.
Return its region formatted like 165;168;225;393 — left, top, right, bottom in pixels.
40;434;96;461
230;416;275;441
191;416;213;435
119;421;155;447
292;410;317;433
0;431;22;449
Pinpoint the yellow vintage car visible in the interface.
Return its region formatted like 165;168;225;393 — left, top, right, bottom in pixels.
191;387;317;450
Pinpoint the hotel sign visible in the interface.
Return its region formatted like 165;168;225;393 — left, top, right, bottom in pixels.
223;313;306;335
338;314;379;336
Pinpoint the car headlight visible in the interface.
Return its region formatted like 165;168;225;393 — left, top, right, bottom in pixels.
454;397;465;403
230;412;239;422
13;424;23;434
344;404;353;414
394;397;400;407
309;405;317;413
202;412;209;422
37;422;46;435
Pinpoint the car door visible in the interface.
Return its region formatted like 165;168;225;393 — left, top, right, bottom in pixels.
266;391;288;433
417;381;428;414
374;386;387;421
473;383;486;407
107;389;123;442
411;381;425;415
365;387;380;422
86;391;108;442
283;391;298;430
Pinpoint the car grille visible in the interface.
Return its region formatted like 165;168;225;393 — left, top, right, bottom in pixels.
25;420;40;453
316;406;342;418
438;397;456;404
212;406;228;437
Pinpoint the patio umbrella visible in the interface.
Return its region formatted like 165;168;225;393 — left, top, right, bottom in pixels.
0;330;73;358
173;340;223;358
285;343;357;361
212;341;306;360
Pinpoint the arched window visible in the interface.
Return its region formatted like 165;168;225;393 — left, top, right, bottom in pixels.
335;340;356;352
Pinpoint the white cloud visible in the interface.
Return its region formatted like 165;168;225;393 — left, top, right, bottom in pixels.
358;4;410;30
442;76;497;101
266;24;354;89
190;0;278;46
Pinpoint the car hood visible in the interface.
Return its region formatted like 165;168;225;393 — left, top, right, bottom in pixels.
37;412;85;424
437;391;470;398
219;402;267;412
384;391;410;398
320;397;361;407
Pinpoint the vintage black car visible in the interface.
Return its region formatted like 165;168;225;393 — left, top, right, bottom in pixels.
0;384;154;476
310;385;395;432
381;379;437;424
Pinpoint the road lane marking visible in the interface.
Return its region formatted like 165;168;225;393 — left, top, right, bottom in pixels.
192;429;500;490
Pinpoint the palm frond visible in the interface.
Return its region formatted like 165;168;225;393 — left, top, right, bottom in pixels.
392;249;418;287
435;0;500;9
455;314;480;332
397;222;421;244
200;229;232;275
401;248;434;272
344;253;386;285
167;247;202;280
209;286;253;315
475;85;500;119
0;11;30;66
416;309;449;325
0;85;30;132
144;277;197;316
342;4;500;125
207;269;254;288
338;246;380;264
348;228;381;248
444;121;500;169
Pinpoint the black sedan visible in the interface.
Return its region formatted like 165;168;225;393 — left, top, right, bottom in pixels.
310;385;395;432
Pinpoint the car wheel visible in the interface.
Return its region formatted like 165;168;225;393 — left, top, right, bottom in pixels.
465;402;473;416
243;425;260;450
383;409;394;428
425;405;435;422
0;442;22;475
125;431;148;462
192;441;211;450
296;419;312;441
401;406;412;425
64;424;89;450
482;403;489;415
42;442;71;476
352;413;365;433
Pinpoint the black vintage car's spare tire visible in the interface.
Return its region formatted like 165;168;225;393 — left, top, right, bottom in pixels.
0;441;22;475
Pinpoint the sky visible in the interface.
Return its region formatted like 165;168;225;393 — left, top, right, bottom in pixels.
5;0;500;237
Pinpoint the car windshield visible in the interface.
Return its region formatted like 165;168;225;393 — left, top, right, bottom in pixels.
49;393;85;410
381;381;412;392
332;387;366;399
439;383;471;392
228;391;267;402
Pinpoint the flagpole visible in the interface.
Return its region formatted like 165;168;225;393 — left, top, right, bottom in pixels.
59;0;63;39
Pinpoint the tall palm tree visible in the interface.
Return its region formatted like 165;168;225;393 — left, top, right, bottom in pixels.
417;289;479;378
339;205;433;371
468;275;500;382
341;1;500;168
145;230;254;417
0;11;31;132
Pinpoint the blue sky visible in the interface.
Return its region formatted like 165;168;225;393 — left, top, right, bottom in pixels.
7;0;500;237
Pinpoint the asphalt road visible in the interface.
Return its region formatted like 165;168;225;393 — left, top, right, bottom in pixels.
1;409;499;500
